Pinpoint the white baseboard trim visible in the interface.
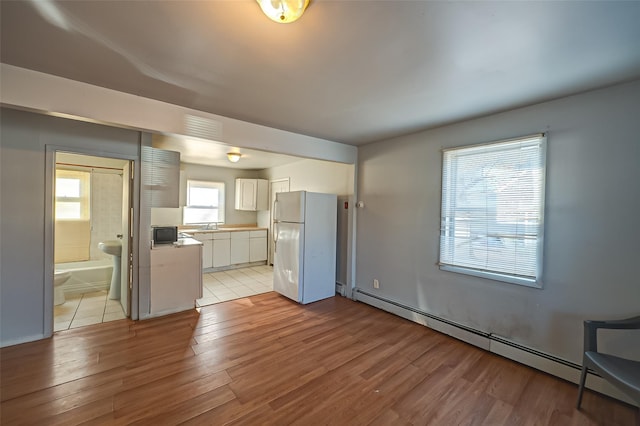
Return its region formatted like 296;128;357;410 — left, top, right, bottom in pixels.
354;288;638;408
203;261;267;273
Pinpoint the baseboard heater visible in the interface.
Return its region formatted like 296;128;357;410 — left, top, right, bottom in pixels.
354;288;637;407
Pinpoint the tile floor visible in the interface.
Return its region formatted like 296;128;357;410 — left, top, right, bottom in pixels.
197;265;274;307
53;265;274;331
54;290;126;332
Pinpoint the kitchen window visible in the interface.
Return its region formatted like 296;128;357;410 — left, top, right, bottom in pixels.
439;134;547;287
55;169;90;220
183;180;225;224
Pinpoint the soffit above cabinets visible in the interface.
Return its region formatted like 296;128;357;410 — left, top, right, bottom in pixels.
151;134;302;170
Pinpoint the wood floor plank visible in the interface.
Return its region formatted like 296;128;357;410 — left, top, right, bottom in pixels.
1;292;637;425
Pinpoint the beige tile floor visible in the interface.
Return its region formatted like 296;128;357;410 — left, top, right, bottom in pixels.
53;265;274;331
197;265;274;307
54;290;126;332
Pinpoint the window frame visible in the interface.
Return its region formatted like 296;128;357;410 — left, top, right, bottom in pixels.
438;134;547;288
183;179;225;224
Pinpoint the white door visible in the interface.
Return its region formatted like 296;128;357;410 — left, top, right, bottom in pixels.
273;222;304;303
120;161;132;316
269;179;290;264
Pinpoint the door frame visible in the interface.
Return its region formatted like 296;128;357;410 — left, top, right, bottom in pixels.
44;145;138;337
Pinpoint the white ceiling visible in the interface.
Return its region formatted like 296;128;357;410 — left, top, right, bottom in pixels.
1;1;640;147
152;134;303;170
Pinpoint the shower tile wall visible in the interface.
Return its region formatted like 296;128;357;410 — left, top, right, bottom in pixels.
90;172;123;260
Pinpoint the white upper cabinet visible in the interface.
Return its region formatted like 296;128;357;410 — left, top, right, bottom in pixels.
235;178;268;211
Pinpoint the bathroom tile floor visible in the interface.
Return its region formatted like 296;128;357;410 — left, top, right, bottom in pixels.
54;290;126;332
54;265;274;331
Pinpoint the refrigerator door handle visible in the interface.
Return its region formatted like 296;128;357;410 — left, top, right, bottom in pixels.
273;223;278;252
273;199;279;222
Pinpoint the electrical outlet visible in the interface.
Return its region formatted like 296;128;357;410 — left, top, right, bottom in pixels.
373;279;380;289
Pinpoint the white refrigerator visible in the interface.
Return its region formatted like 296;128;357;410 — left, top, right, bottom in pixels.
273;191;337;304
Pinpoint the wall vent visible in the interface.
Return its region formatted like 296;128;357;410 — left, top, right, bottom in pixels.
184;114;223;141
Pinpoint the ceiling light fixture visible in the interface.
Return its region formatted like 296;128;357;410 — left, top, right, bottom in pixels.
257;0;309;24
227;152;242;163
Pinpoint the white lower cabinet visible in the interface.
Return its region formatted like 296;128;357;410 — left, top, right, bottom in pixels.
230;231;250;265
249;230;268;262
202;241;213;268
192;233;213;269
193;229;267;269
213;232;231;267
150;243;203;316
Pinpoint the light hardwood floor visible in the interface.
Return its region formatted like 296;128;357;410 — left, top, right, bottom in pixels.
1;292;637;425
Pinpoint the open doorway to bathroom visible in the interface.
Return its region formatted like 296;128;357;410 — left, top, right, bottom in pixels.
52;152;132;331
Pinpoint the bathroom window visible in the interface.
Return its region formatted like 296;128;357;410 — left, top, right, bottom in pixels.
183;180;225;224
55;169;90;220
439;134;547;288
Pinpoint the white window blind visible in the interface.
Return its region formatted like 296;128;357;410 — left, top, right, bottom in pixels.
439;134;546;287
183;180;225;224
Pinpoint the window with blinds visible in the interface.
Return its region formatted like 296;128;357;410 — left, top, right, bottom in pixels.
439;134;546;287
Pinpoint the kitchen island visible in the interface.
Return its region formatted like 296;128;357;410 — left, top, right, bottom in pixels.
150;237;203;317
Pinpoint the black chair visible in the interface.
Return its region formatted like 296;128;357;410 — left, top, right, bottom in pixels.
576;316;640;410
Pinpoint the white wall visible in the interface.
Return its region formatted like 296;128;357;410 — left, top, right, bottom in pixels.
90;172;124;260
257;158;355;229
0;108;140;346
356;80;640;364
260;158;355;195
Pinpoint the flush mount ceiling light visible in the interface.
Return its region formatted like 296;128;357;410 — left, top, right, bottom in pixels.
227;152;242;163
257;0;310;24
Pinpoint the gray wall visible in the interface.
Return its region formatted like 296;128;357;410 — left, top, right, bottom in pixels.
356;80;640;363
0;108;140;346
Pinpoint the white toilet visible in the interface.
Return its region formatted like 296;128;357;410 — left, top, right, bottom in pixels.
54;270;71;306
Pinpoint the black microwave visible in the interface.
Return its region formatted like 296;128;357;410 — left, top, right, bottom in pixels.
152;226;178;244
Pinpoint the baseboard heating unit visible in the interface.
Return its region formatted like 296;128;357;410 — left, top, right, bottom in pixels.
354;288;637;407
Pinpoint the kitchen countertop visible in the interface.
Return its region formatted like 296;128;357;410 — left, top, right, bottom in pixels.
180;227;268;234
152;237;203;249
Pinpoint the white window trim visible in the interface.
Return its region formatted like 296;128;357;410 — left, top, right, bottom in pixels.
438;134;547;288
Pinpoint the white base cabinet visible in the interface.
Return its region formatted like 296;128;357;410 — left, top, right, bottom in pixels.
192;233;214;269
201;240;213;269
150;242;203;316
191;229;267;270
230;231;251;264
250;230;268;262
213;232;231;267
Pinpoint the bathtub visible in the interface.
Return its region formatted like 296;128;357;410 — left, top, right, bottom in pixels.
55;259;113;296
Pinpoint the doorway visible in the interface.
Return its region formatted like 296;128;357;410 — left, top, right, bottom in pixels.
52;152;133;331
268;178;290;265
